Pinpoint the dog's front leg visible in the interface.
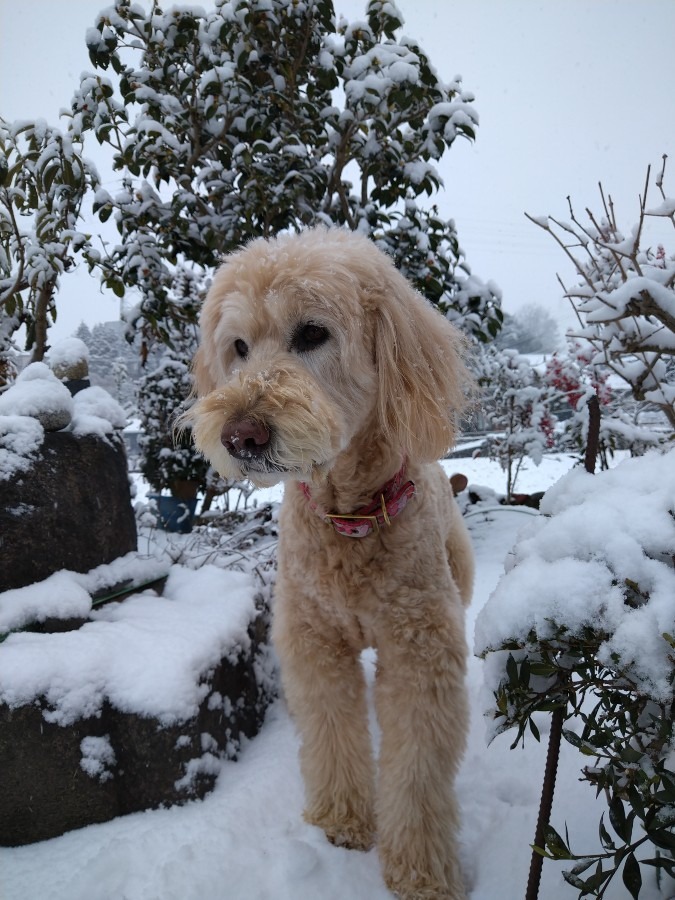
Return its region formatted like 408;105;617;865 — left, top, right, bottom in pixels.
374;599;468;900
272;603;376;851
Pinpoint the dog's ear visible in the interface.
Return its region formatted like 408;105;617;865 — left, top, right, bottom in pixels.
373;272;474;463
191;343;214;398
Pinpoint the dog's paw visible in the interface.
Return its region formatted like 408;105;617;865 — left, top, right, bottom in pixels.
304;811;374;851
386;879;465;900
324;823;374;852
384;862;465;900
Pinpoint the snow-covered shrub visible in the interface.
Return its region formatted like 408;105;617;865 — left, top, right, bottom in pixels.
476;449;675;897
74;0;502;343
527;157;675;435
477;346;557;500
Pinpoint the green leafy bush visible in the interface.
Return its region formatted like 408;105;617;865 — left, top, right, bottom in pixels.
476;450;675;897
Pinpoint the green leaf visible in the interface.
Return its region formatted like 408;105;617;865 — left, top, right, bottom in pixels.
622;852;642;899
609;797;629;842
648;829;675;852
627;785;645;821
582;862;615;891
519;656;531;687
562;728;582;749
543;824;572;860
619;745;643;764
599;815;616;851
0;153;9;186
505;653;519;687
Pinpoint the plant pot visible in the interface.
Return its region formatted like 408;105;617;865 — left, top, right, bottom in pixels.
169;479;201;501
149;493;198;533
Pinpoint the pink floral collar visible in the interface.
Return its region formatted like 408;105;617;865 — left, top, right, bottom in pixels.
299;461;416;538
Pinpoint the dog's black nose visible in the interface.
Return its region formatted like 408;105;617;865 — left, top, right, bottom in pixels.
221;419;270;459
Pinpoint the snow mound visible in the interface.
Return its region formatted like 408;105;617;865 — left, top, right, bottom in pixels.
0;564;260;725
0;414;44;481
48;337;90;380
476;448;675;702
0;362;128;479
71;385;127;435
0;552;170;634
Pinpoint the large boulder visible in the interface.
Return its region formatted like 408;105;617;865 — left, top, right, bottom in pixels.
0;431;137;592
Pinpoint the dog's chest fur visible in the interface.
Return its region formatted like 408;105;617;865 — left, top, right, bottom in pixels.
275;468;457;652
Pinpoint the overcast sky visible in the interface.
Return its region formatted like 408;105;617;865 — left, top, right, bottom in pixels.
1;0;673;342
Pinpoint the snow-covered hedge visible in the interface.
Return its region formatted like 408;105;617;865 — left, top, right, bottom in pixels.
476;448;675;896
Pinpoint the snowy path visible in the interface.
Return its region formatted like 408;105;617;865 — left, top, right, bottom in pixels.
3;454;661;900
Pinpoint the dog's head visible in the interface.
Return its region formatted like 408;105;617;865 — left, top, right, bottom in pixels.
182;227;473;487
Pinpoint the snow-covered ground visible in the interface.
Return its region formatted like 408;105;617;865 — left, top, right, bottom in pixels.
3;450;667;900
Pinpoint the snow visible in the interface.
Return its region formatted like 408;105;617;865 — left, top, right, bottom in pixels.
80;735;116;782
0;413;44;481
0;571;92;633
0;564;259;726
70;385;128;435
2;451;671;899
591;274;675;321
0;362;74;424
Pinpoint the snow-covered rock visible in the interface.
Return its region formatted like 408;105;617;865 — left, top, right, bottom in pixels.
0;563;276;845
48;337;90;382
0;362;73;432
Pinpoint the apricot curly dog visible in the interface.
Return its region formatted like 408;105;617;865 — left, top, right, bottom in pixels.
184;227;475;900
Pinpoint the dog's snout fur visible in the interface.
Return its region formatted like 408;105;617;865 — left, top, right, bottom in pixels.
183;227;476;900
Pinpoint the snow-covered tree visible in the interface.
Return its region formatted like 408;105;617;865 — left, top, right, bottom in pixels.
72;0;502;344
137;325;209;496
527;157;675;433
74;321;93;345
0;118;99;374
478;346;557;500
495;303;560;353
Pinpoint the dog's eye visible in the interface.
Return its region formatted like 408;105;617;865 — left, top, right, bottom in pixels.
292;323;329;353
234;339;249;359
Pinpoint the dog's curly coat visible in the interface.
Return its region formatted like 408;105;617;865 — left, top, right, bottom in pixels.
185;228;475;900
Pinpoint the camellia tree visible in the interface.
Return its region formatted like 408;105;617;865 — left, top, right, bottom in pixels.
0;119;99;380
71;0;502;344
